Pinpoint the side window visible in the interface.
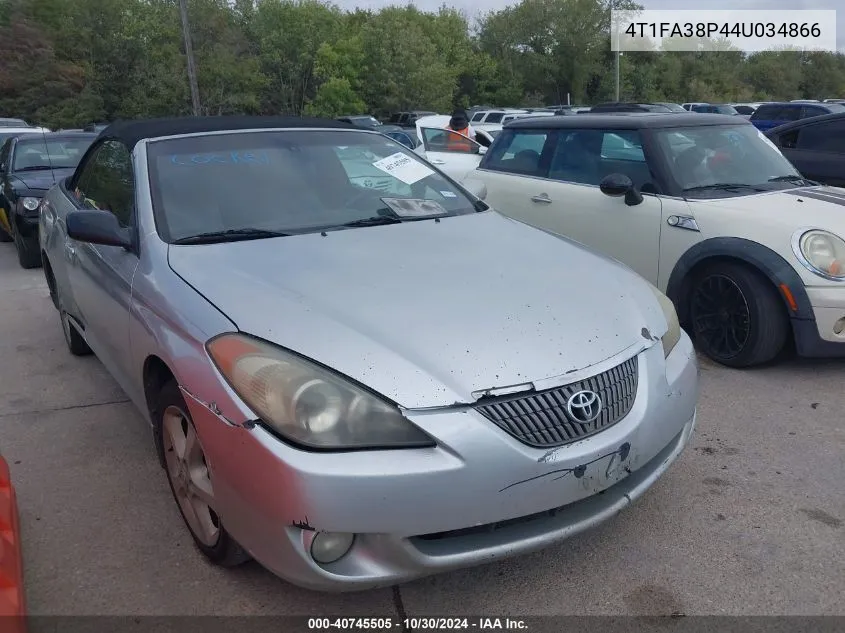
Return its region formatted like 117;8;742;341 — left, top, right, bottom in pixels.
779;129;800;149
550;129;653;189
800;106;825;119
796;121;845;153
482;129;550;177
485;112;504;123
751;105;777;120
783;106;802;121
471;112;485;122
0;141;11;172
75;140;135;227
421;128;480;154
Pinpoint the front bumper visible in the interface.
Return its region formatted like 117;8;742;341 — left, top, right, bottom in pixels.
185;333;699;591
793;286;845;357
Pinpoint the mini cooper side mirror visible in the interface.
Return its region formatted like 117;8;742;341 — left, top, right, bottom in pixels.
600;173;644;206
66;210;133;249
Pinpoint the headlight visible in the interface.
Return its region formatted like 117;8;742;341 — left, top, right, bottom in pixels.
793;229;845;281
206;333;435;450
21;197;40;211
647;283;681;358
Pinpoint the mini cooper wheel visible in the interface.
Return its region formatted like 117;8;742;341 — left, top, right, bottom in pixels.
156;381;250;567
60;310;92;356
689;262;788;368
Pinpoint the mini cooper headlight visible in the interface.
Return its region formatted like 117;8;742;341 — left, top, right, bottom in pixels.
21;197;40;212
207;333;435;450
647;284;681;358
793;229;845;281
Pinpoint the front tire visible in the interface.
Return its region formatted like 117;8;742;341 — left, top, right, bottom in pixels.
14;230;41;269
60;310;93;356
155;381;251;567
689;262;788;367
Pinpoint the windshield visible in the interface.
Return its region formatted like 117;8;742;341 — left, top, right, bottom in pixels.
12;137;93;171
659;103;687;112
147;129;478;243
655;124;802;198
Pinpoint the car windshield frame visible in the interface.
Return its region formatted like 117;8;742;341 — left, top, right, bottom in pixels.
11;136;94;172
145;128;480;244
653;123;804;199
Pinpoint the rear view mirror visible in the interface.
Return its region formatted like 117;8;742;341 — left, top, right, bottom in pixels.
600;173;643;206
463;178;488;201
66;210;132;248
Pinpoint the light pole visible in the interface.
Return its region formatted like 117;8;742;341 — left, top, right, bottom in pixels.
178;0;201;115
615;51;621;101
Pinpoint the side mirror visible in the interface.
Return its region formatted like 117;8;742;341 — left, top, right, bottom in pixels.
66;210;133;248
463;178;487;201
599;173;643;206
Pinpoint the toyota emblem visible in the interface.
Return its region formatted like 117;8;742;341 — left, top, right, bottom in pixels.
566;390;602;423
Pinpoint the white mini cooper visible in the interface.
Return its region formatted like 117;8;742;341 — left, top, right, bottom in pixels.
455;113;845;368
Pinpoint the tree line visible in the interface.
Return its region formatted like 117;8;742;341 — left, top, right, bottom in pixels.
1;0;844;129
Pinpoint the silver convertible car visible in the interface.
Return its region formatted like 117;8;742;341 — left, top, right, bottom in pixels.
38;117;699;591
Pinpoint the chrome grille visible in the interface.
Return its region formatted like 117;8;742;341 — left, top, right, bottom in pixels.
473;355;638;448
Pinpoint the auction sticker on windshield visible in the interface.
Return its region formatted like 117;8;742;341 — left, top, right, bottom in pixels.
372;152;434;185
381;198;448;218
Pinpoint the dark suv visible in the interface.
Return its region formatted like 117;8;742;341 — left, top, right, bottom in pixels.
750;101;845;131
588;103;674;113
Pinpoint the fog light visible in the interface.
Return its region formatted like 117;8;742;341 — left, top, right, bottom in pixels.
310;532;354;564
834;318;845;335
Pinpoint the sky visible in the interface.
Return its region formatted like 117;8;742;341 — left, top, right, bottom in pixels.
348;0;843;52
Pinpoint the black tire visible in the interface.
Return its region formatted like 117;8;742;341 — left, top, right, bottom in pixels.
14;230;41;269
154;380;251;567
689;262;788;368
60;310;93;356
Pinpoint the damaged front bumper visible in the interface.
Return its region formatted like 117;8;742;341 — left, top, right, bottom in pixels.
184;332;698;591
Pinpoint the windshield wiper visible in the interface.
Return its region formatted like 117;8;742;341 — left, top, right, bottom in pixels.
336;216;403;228
682;183;766;193
768;175;818;186
172;228;291;245
14;165;54;172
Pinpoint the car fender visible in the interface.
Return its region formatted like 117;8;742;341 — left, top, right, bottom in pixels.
666;236;815;323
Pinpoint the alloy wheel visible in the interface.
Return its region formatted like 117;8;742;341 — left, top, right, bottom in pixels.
162;405;220;547
691;273;751;360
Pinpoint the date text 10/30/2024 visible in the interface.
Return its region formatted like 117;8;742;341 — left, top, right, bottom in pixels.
308;618;529;630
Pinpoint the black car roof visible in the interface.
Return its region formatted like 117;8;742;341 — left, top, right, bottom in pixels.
506;112;748;130
98;116;355;149
765;111;845;135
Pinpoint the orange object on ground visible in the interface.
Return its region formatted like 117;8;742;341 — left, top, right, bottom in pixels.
0;455;26;633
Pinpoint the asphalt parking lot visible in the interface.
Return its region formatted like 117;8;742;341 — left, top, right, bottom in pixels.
0;245;843;617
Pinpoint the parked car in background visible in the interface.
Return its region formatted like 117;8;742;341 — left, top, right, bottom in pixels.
690;104;739;115
0;118;30;127
469;109;529;125
38;115;698;591
83;122;110;133
765;113;845;187
374;125;417;149
462;113;845;367
750;101;845;131
336;115;381;129
822;98;845;104
590;103;673;113
682;103;708;111
0;131;96;267
388;111;438;129
0;126;51;149
654;102;687;112
414;115;499;180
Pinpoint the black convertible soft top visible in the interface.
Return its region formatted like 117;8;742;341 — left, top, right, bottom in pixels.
98;116;355;149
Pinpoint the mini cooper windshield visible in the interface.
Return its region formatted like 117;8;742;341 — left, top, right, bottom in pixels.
655;124;809;198
147;129;478;243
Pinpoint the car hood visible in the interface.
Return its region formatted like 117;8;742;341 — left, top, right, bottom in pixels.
168;212;665;409
11;168;73;191
694;186;845;228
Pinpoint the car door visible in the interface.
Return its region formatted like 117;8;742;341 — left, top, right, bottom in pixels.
417;127;484;181
477;127;662;284
776;119;845;186
0;140;12;237
65;139;140;390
